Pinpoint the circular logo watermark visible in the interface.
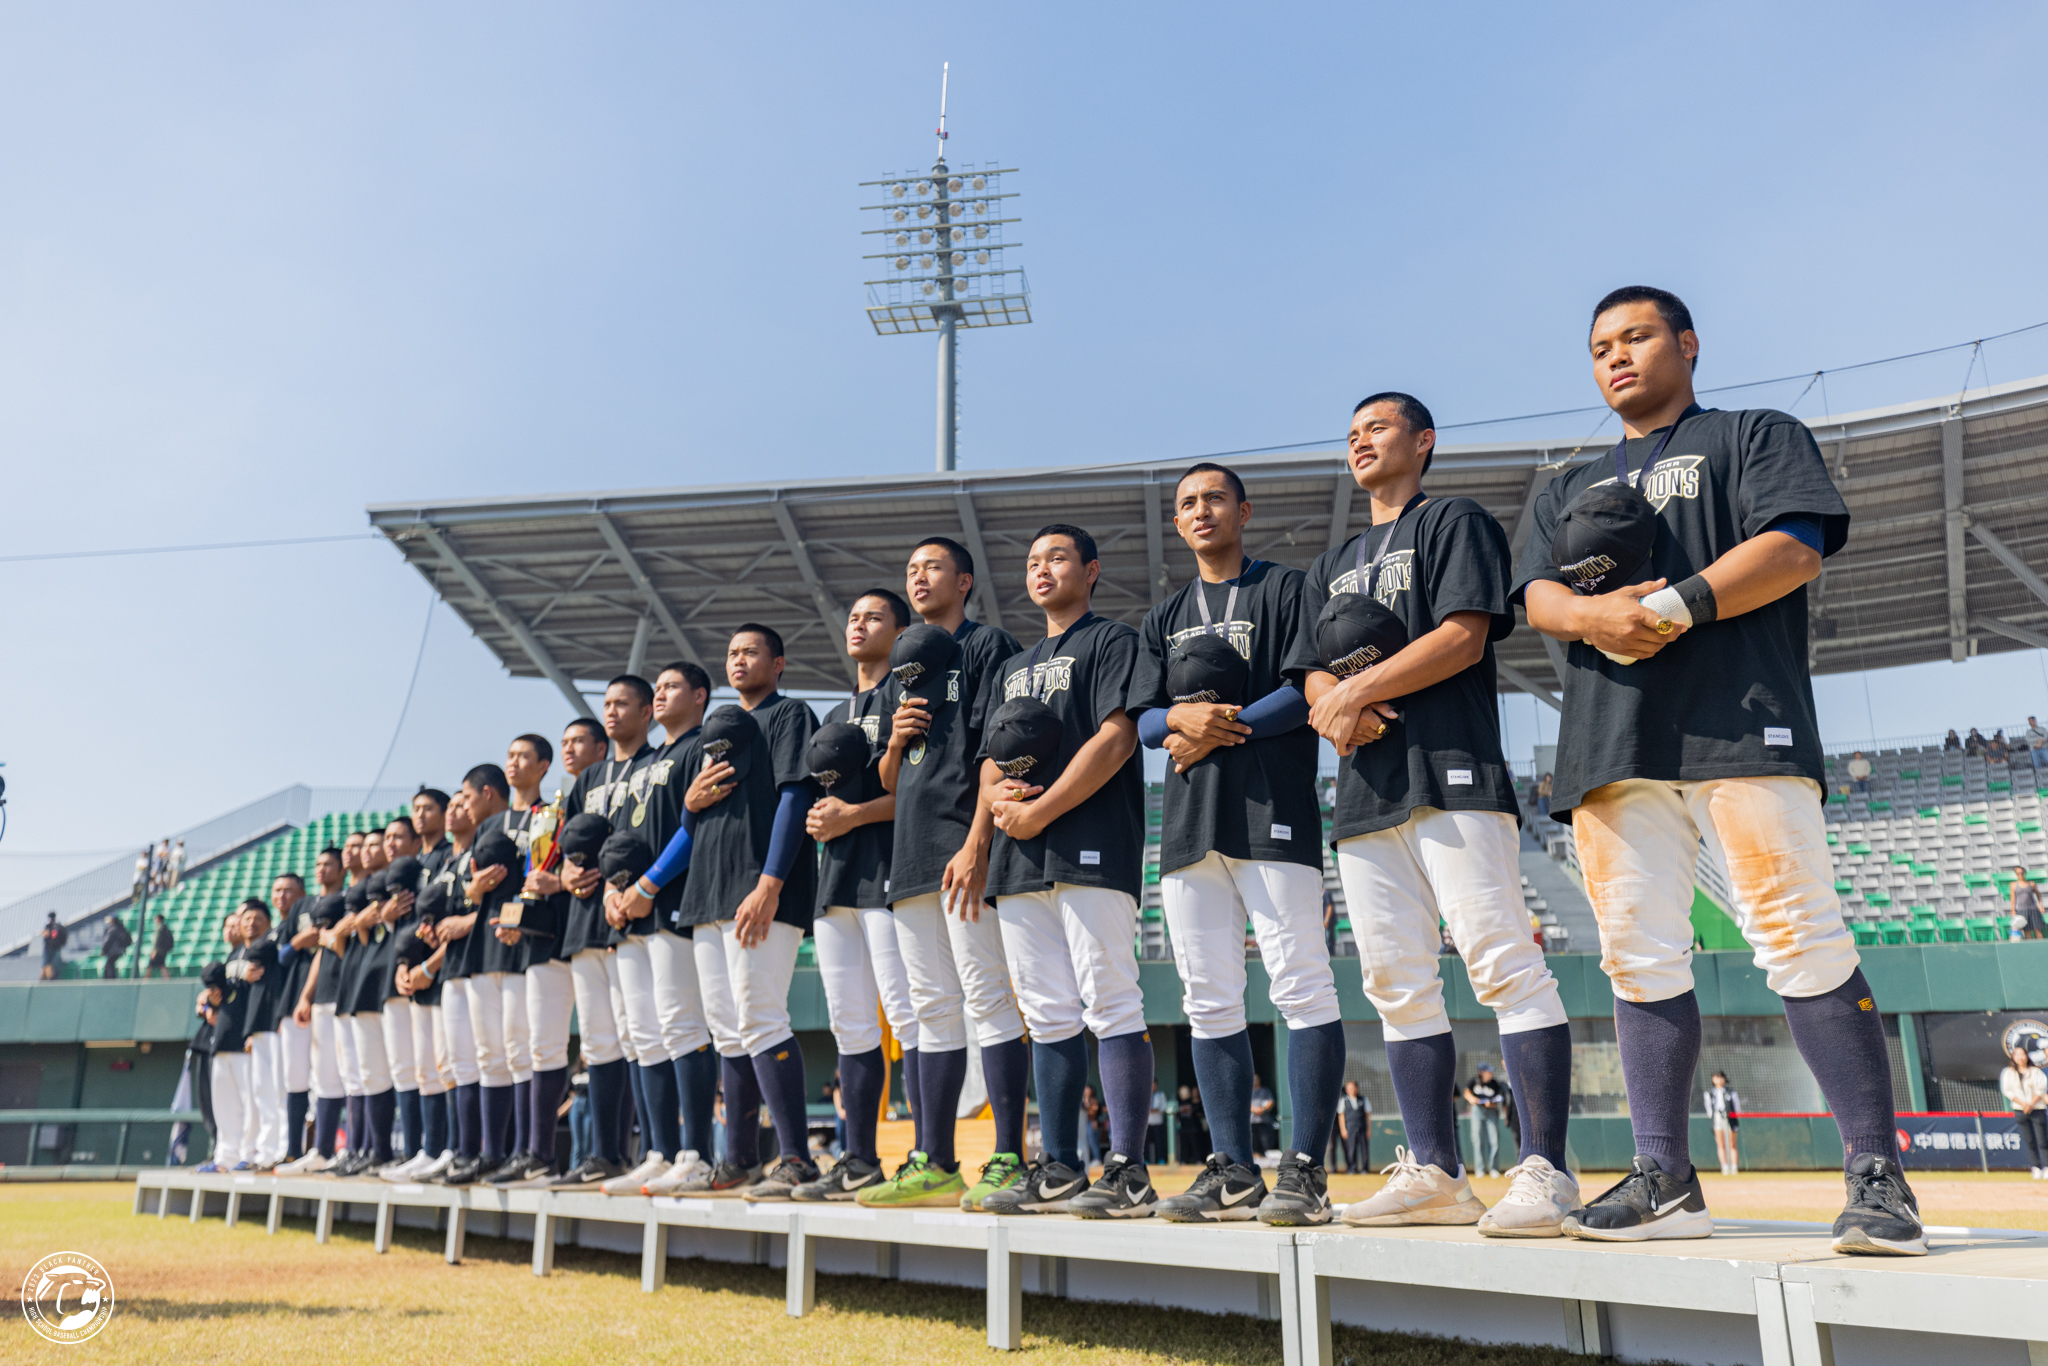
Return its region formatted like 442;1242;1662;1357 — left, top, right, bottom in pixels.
20;1252;114;1345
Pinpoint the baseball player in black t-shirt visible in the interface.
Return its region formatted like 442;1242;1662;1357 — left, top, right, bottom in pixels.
395;788;456;1179
448;764;524;1179
227;900;283;1168
429;792;491;1184
344;828;400;1171
1130;462;1343;1226
279;848;348;1173
1516;287;1919;1256
1294;393;1577;1236
268;871;312;1163
872;538;1028;1211
374;817;429;1168
978;525;1156;1219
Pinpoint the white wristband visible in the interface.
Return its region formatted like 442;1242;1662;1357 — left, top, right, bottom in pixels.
1638;585;1692;629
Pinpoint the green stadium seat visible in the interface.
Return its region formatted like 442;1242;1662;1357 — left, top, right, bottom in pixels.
1877;919;1909;945
1937;917;1968;944
1966;917;1997;942
1851;922;1879;947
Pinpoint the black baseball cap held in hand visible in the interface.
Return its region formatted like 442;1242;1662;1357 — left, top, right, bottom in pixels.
1168;632;1249;706
806;722;872;790
559;813;612;868
413;878;450;926
393;923;432;969
888;624;959;698
383;855;423;897
599;830;655;890
201;961;229;990
472;827;521;874
986;697;1063;781
1551;480;1658;596
1316;593;1411;679
700;705;760;762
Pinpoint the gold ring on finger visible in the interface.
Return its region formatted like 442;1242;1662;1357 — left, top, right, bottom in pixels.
1653;619;1674;635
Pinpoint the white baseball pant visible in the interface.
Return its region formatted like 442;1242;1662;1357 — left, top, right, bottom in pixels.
1335;808;1568;1042
815;906;918;1056
1572;775;1859;1003
610;968;638;1065
614;929;710;1062
568;948;623;1066
439;978;480;1087
995;884;1147;1043
335;1007;364;1097
524;958;575;1074
466;971;532;1089
279;1014;312;1093
380;997;419;1092
244;1032;285;1164
210;1051;252;1166
310;1003;345;1100
408;1001;446;1096
347;1011;393;1095
1163;852;1341;1038
892;892;1023;1052
692;921;804;1057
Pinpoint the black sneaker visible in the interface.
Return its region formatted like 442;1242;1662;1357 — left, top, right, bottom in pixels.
1257;1152;1332;1227
437;1156;485;1186
742;1155;821;1202
792;1154;882;1202
680;1161;763;1198
548;1157;625;1191
1155;1153;1268;1223
1561;1155;1713;1241
982;1153;1088;1216
1067;1153;1157;1220
486;1152;544;1187
331;1150;369;1178
1831;1153;1927;1256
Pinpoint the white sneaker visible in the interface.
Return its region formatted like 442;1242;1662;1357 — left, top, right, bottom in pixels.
275;1152;327;1175
416;1150;456;1181
1477;1156;1582;1238
641;1150;712;1196
380;1152;433;1182
601;1151;669;1196
1339;1147;1487;1226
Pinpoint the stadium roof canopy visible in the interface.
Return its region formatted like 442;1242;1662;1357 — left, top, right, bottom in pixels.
367;374;2048;715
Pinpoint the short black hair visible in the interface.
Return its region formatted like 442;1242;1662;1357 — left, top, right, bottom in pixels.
1033;523;1099;565
656;661;712;696
606;675;654;708
564;716;605;744
276;871;305;887
318;846;342;861
385;815;417;837
463;763;510;801
853;588;913;628
241;898;271;920
511;733;554;765
732;623;785;658
912;536;974;580
1352;392;1438;474
413;786;450;812
1591;285;1694;341
1176;461;1247;504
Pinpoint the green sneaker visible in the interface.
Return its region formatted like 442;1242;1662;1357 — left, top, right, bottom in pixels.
961;1152;1025;1210
854;1151;968;1208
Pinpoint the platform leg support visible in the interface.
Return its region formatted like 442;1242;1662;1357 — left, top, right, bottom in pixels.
225;1189;242;1228
641;1220;666;1293
1282;1242;1329;1366
2027;1343;2048;1366
1562;1299;1609;1358
533;1208;556;1277
441;1203;466;1264
370;1196;392;1253
315;1197;334;1243
875;1242;900;1279
987;1224;1022;1351
267;1190;283;1235
132;1183;145;1215
189;1187;205;1223
786;1215;815;1317
1752;1277;1795;1366
1781;1282;1834;1366
157;1187;170;1218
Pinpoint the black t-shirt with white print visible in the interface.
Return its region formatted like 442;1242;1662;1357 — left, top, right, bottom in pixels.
678;692;821;932
441;846;483;981
1283;496;1520;843
628;730;698;941
277;899;317;1018
817;688;894;912
559;741;665;950
1129;559;1321;875
1509;406;1850;818
310;893;349;1007
887;619;1023;905
985;614;1147;902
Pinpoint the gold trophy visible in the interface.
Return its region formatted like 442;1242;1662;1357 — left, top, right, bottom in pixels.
504;790;565;928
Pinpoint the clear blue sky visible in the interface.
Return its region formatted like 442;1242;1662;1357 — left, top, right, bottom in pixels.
4;3;2047;897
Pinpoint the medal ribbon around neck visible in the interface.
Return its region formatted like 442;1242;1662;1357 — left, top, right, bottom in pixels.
1353;491;1427;599
1023;611;1096;701
1194;557;1261;638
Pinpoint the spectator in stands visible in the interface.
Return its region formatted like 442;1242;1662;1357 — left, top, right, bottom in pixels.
132;847;151;899
566;1068;592;1170
2001;1046;2047;1179
168;839;187;889
1463;1065;1508;1178
1966;728;1986;757
39;913;65;980
1322;888;1339;958
1988;732;2011;764
101;915;133;979
1705;1071;1742;1175
1177;1084;1208;1164
1080;1084;1106;1167
1536;772;1554;820
826;1080;845;1159
153;838;172;892
1249;1074;1278;1155
1148;1084;1169;1164
1336;1080;1369;1174
2011;868;2045;940
148;915;173;977
1944;729;1963;752
1846;752;1873;795
2025;717;2047;771
1530;912;1546;951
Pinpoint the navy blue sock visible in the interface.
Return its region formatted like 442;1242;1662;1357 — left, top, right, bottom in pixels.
1614;990;1700;1182
315;1097;344;1158
396;1089;422;1160
1190;1031;1256;1167
345;1095;365;1155
721;1055;763;1168
639;1061;681;1158
443;1091;459;1151
837;1047;886;1163
479;1084;514;1163
1097;1031;1155;1161
983;1037;1030;1157
750;1038;807;1162
672;1047;718;1159
620;1057;643;1156
1781;967;1899;1168
1385;1033;1460;1175
1500;1023;1573;1170
1031;1035;1088;1170
1287;1022;1346;1160
366;1089;397;1162
511;1078;532;1156
901;1048;924;1154
286;1091;309;1160
587;1059;629;1164
920;1047;968;1169
530;1068;570;1172
455;1083;481;1159
422;1090;449;1156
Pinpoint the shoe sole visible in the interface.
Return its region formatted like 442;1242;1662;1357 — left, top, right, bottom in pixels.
679;1187;749;1198
1477;1217;1568;1238
856;1188;968;1208
1257;1204;1332;1227
1342;1197;1488;1227
1831;1226;1928;1256
1561;1208;1715;1241
1156;1202;1261;1224
1069;1200;1158;1220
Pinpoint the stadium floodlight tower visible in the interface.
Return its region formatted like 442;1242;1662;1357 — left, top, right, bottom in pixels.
860;63;1030;472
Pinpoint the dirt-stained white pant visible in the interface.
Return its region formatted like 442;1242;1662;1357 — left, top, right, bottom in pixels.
1572;776;1860;1003
996;885;1147;1043
1335;809;1568;1042
815;906;919;1056
615;929;709;1063
892;892;1024;1053
569;948;623;1066
1163;852;1341;1038
692;921;804;1058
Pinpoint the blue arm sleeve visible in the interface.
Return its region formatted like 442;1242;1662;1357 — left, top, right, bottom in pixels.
1137;708;1171;749
642;807;697;892
761;785;809;883
1237;685;1309;739
1764;513;1824;555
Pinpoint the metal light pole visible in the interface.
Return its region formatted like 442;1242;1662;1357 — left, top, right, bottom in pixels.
861;64;1030;473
